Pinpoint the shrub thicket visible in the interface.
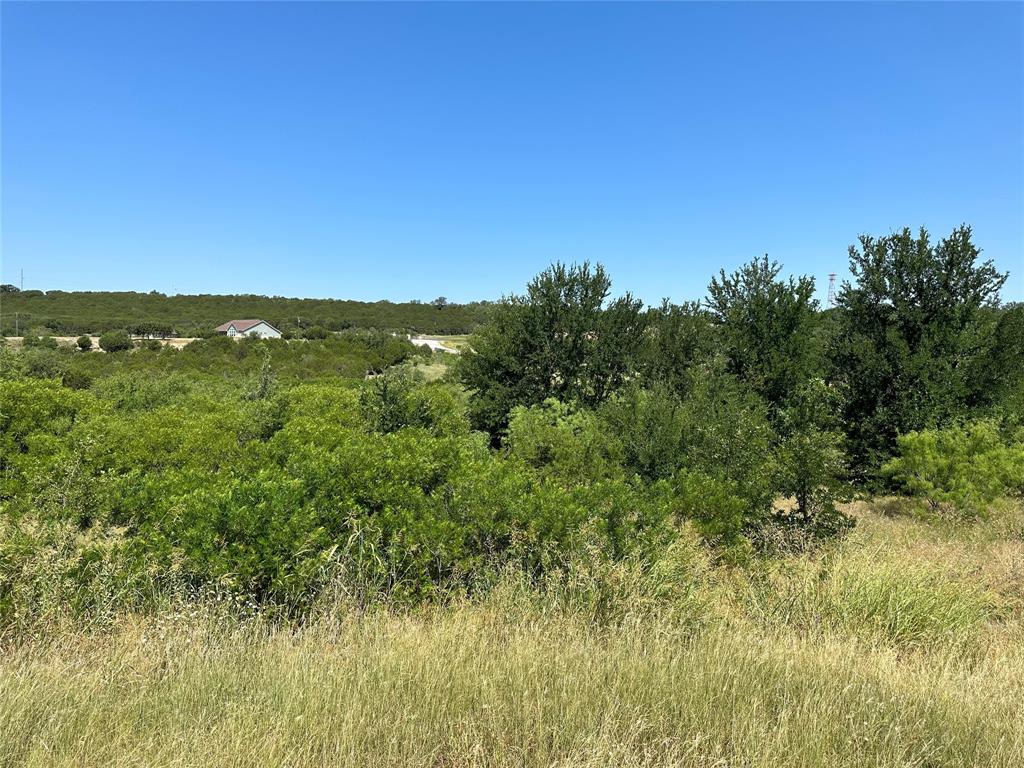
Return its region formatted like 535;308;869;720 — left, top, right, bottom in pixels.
1;225;1021;624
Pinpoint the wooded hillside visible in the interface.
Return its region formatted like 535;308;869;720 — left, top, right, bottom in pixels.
0;289;491;337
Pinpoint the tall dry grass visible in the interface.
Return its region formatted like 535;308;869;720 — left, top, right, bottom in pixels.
2;501;1023;767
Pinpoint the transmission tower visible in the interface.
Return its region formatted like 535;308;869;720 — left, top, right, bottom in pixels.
827;273;837;307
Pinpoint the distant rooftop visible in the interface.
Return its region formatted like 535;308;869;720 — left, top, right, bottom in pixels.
214;319;267;333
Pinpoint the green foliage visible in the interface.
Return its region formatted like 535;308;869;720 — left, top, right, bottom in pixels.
0;243;1017;625
19;347;68;379
672;469;750;543
60;369;93;391
301;325;330;340
883;420;1024;515
76;335;92;352
458;262;646;435
0;289;489;336
0;378;97;499
639;300;715;397
506;399;623;483
98;329;133;353
244;351;278;402
707;255;819;411
675;367;777;530
0;355;673;610
773;379;853;536
598;386;686;482
971;304;1024;414
828;225;1007;478
22;335;59;350
360;370;469;437
600;370;776;541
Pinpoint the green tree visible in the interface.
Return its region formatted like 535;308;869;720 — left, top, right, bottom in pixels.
99;330;133;353
968;304;1024;416
706;255;818;413
302;326;330;340
828;225;1007;478
76;335;93;352
639;300;715;397
457;262;646;436
774;379;851;536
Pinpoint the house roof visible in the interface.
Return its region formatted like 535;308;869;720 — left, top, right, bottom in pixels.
215;319;273;333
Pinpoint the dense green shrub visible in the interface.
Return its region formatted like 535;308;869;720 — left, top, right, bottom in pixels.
882;420;1024;515
98;330;133;353
1;253;1018;626
598;386;686;482
506;399;623;483
301;326;330;340
22;335;59;350
18;347;69;379
76;335;92;352
674;368;777;531
60;369;93;391
360;370;469;437
773;380;852;537
0;361;677;608
0;378;97;499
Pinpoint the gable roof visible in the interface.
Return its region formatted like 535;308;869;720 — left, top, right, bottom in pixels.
214;319;276;333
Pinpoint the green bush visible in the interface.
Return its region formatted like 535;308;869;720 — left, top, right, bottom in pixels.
506;399;623;483
359;370;468;437
883;420;1024;515
76;335;92;352
773;380;852;537
675;368;777;535
598;386;685;482
98;330;133;353
0;378;97;499
302;326;330;340
23;335;59;350
60;369;93;391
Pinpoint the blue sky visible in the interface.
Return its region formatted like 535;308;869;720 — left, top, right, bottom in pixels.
2;2;1022;305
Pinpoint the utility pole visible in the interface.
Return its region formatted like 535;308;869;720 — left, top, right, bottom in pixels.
20;269;24;292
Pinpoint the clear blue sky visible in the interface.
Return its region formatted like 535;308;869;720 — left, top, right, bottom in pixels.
2;1;1022;305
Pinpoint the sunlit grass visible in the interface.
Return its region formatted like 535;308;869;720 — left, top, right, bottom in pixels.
2;501;1023;767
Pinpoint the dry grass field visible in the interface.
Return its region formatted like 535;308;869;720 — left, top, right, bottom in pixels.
2;500;1022;768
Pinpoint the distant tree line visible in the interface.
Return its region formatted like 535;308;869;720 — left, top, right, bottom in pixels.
0;290;492;337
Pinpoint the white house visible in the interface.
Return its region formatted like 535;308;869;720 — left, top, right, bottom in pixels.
214;319;282;339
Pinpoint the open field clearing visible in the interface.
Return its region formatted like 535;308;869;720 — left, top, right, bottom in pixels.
3;502;1022;768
